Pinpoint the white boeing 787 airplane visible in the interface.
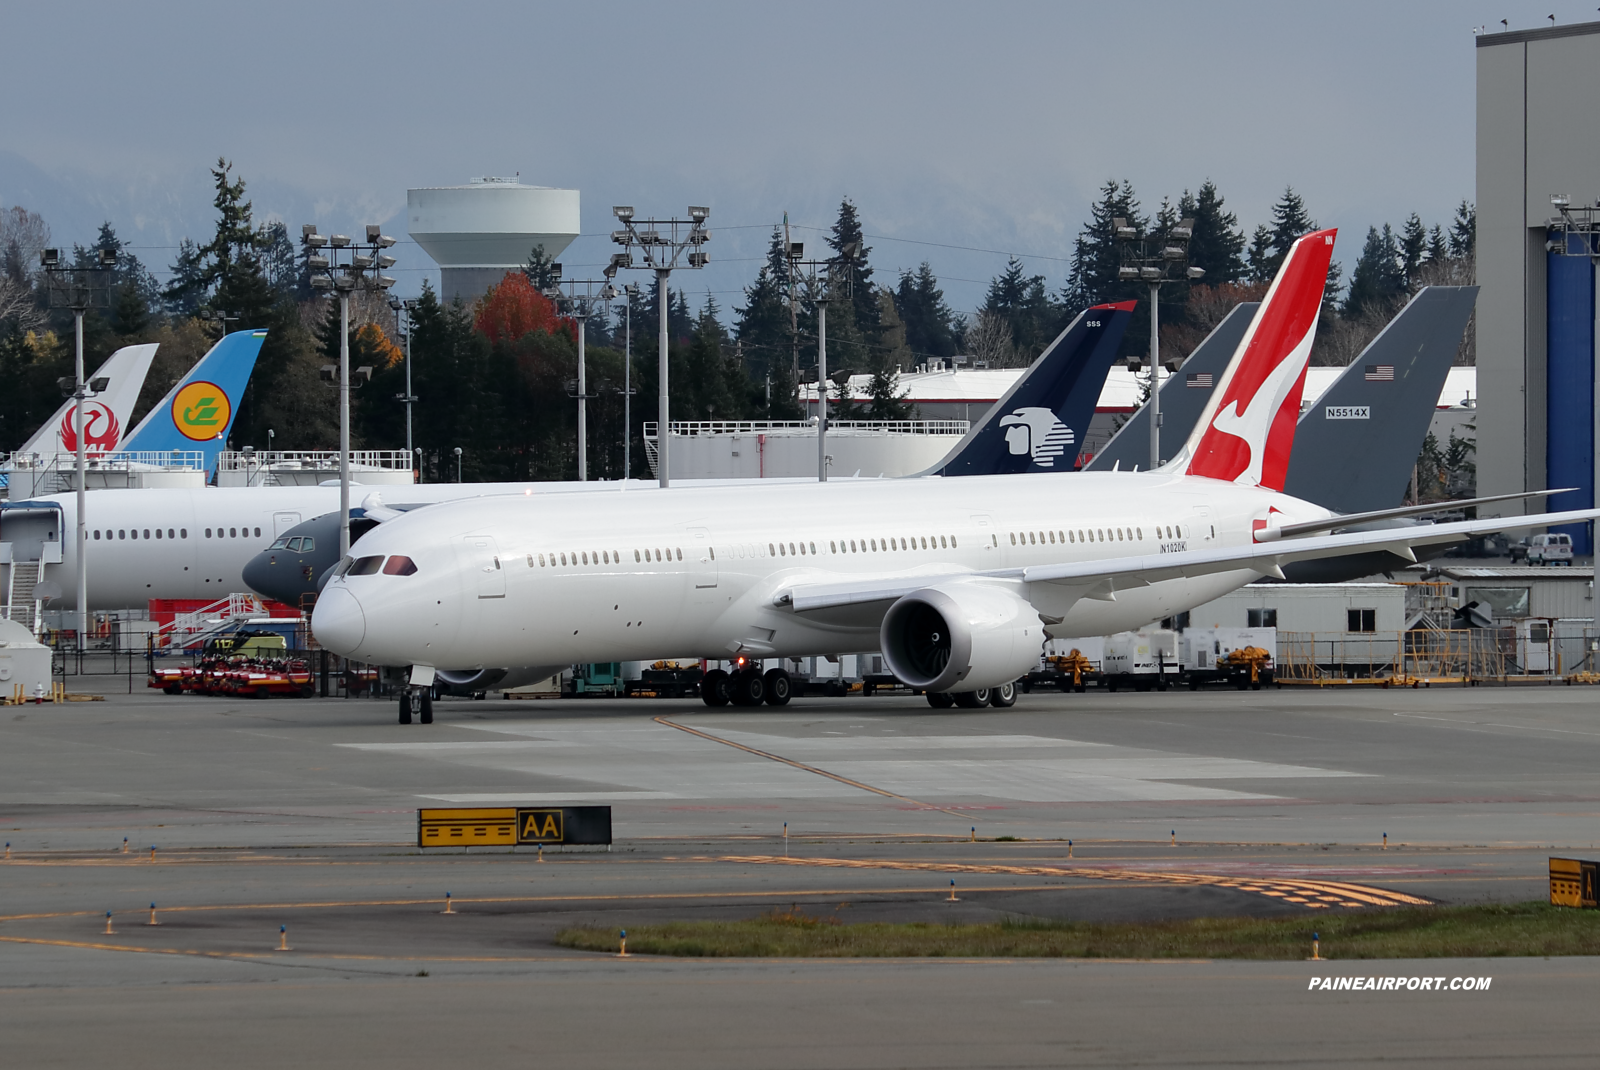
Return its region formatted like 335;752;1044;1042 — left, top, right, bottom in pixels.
311;229;1599;718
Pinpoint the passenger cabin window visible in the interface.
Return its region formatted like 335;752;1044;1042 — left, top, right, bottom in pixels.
381;556;418;576
347;555;384;576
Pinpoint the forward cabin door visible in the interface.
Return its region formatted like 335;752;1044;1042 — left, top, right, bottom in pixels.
687;526;717;603
971;514;996;555
272;512;302;537
462;535;505;599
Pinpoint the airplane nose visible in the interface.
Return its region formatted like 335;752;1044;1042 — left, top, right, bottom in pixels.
312;586;366;654
241;552;282;603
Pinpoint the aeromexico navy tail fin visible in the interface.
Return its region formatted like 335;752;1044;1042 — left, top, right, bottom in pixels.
1083;303;1259;472
1284;286;1478;513
120;329;266;472
929;302;1134;476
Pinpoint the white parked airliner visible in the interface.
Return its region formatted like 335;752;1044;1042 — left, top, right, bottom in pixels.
311;229;1600;716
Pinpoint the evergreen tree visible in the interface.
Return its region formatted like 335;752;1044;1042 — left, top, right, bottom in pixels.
165;239;206;316
1182;180;1245;285
1342;224;1405;318
1063;179;1144;312
259;221;298;296
1449;201;1476;259
1246;224;1276;283
825;197;879;341
522;243;560;291
1268;186;1315;263
1400;213;1428;293
1426;224;1449;265
894;262;959;361
734;228;795;385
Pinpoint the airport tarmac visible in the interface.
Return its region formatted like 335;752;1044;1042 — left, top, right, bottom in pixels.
4;682;1598;1067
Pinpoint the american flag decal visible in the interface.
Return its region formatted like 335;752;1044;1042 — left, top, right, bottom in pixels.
1365;365;1394;381
1186;372;1213;388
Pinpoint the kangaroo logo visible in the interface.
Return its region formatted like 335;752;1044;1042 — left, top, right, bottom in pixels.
171;380;232;442
1208;326;1315;486
999;407;1075;468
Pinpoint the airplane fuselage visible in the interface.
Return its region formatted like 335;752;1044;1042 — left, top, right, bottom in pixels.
312;470;1336;672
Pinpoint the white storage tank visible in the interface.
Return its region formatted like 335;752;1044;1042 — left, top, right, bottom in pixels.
407;178;580;303
0;618;52;701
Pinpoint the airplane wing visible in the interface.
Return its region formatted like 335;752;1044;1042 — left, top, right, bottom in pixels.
776;508;1600;613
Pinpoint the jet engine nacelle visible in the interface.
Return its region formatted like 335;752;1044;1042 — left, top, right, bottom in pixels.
435;665;560;694
880;583;1043;693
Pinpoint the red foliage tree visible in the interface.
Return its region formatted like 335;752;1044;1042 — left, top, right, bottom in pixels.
474;272;573;344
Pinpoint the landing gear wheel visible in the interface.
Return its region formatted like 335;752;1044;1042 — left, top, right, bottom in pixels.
926;691;955;709
763;669;792;706
1156;676;1169;692
989;681;1016;707
420;692;433;724
700;669;731;707
954;688;990;708
733;669;767;707
398;691;413;725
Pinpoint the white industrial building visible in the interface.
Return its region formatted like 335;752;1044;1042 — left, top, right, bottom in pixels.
1182;583;1408;636
644;420;970;480
407;178;580;304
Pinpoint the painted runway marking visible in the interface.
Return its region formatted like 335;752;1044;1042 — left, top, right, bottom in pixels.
655;717;971;818
718;855;1433;910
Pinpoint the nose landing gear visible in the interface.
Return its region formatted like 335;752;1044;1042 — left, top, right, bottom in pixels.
398;687;433;725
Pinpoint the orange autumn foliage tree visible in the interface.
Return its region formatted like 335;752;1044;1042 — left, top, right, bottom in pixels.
474;272;573;344
352;323;404;368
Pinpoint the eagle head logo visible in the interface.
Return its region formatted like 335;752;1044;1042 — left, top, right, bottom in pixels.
998;407;1075;467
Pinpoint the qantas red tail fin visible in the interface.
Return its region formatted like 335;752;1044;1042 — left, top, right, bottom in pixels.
1179;228;1336;490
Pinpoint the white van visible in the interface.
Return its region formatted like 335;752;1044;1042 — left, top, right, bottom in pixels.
1527;533;1574;566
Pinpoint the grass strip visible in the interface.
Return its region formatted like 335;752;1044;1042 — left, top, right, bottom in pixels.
556;903;1600;959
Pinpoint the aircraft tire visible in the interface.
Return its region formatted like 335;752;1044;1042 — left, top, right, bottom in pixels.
926;691;955;709
953;688;990;708
989;682;1016;707
420;694;434;723
700;669;731;707
733;670;766;706
763;669;792;706
398;693;413;725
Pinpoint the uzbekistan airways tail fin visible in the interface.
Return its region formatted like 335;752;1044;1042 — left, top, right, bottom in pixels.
120;329;267;472
1177;228;1336;490
930;301;1135;476
14;343;159;457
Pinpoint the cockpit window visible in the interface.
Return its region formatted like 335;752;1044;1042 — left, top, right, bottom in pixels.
285;537;302;551
300;537;315;552
348;555;384;576
381;555;418;576
269;537;290;550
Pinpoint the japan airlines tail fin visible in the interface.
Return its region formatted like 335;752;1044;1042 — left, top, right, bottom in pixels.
14;343;158;457
1178;228;1336;490
929;301;1134;476
120;329;267;472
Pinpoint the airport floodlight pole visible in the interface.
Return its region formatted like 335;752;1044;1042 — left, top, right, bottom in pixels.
545;273;619;481
388;296;419;463
1115;217;1203;470
453;446;462;483
785;254;840;481
608;205;712;488
621;283;639;479
39;247;117;650
301;223;398;559
198;308;240;337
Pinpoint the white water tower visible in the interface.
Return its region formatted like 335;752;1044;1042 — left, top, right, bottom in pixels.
407;178;580;303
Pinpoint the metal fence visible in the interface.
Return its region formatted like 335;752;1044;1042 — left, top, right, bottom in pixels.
1278;623;1600;684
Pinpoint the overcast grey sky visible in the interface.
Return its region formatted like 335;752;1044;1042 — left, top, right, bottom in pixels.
1;1;1587;314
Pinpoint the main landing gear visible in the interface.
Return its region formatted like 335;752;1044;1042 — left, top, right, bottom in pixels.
701;668;792;707
398;687;433;725
926;680;1016;709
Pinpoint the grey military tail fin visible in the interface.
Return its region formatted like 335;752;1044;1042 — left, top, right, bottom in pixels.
1283;286;1478;513
1083;303;1258;471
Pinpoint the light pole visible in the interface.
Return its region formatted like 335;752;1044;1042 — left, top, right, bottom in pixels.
784;249;847;482
609;205;712;488
301;223;398;559
199;308;240;337
1115;217;1204;470
619;283;639;480
39;247;116;649
453;447;462;483
544;272;619;481
388;296;419;465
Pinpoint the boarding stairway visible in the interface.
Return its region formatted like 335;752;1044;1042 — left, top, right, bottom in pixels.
156;593;271;650
5;562;40;632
